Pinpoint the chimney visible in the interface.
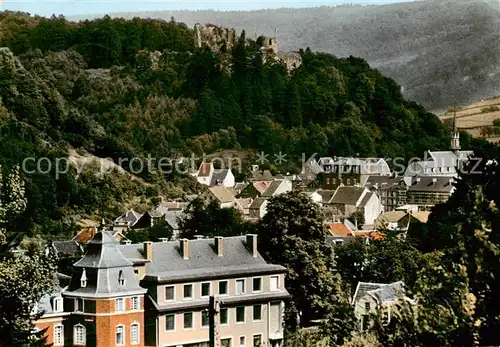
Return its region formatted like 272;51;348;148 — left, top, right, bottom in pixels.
144;241;153;261
246;234;258;257
180;239;189;259
214;236;224;256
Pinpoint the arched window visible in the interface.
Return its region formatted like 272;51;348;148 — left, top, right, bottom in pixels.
74;324;86;345
116;325;125;345
130;323;140;345
54;325;64;346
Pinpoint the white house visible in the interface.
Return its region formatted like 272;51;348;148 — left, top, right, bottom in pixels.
196;162;235;188
261;179;293;198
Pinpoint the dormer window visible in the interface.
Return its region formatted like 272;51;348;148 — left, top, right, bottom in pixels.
53;297;63;312
118;270;125;286
80;269;87;288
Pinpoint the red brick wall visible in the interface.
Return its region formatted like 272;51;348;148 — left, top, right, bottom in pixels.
34;317;64;345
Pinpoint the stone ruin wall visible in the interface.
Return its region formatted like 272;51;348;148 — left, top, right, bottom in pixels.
194;23;302;71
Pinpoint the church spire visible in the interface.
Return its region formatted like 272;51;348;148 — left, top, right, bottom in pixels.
450;104;461;152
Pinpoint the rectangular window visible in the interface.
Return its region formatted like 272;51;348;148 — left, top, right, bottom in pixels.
201;310;209;327
165;286;175;301
253;335;262;347
116;325;125;345
183;312;193;329
183;284;193;299
130;323;139;345
75;298;84;312
239;336;245;347
270;276;280;291
165;314;175;331
131;296;140;310
253;305;262;321
252;278;262;292
221;338;232;347
201;282;211;297
55;298;63;312
115;298;125;312
236;306;245;323
54;325;63;346
220;308;228;325
326;177;330;184
236;279;245;295
365;302;370;311
219;281;228;295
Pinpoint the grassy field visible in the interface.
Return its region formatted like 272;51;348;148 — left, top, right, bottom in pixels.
439;96;500;143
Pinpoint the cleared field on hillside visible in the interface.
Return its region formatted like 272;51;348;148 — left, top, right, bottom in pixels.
439;96;500;143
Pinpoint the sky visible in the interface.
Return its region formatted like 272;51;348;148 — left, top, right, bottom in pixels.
1;0;417;17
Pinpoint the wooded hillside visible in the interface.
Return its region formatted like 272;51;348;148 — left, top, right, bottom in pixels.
98;0;500;110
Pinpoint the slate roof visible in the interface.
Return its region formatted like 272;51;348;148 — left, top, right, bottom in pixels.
359;192;375;207
38;285;65;315
249;197;268;209
52;240;82;255
198;163;213;177
119;235;287;283
365;175;403;189
316;189;336;204
114;210;143;226
249;170;274;181
164;210;184;230
66;231;146;298
331;186;366;205
210;169;231;186
367;281;405;304
206;186;236;203
262;180;289;197
234;182;249;193
407;176;455;193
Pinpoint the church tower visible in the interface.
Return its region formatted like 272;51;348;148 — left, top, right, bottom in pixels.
62;231;147;347
450;105;461;152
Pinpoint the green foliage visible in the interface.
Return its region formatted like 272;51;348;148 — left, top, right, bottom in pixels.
373;150;500;346
257;192;341;326
0;166;57;347
179;198;252;239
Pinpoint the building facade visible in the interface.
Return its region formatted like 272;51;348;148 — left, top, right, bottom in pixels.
35;233;289;347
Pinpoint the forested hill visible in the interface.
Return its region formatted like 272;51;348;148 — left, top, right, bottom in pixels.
0;11;477;237
89;0;500;110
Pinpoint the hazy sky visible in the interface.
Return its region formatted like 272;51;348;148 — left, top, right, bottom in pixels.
2;0;416;17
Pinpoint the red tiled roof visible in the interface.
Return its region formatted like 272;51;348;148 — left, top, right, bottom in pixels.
198;163;212;177
353;231;385;240
326;223;352;237
73;227;98;243
253;181;272;194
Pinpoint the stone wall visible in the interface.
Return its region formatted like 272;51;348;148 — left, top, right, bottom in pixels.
194;23;237;53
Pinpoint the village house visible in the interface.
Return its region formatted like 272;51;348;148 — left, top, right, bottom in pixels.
375;210;430;231
199;186;237;209
365;175;408;212
318;157;391;190
238;181;272;199
328;186;384;228
405;176;455;210
248;198;269;220
196;162;235;188
261;179;293;198
113;210;144;234
352;281;408;331
404;121;473;177
35;232;290;347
